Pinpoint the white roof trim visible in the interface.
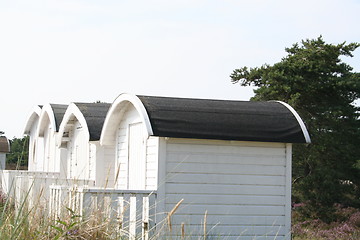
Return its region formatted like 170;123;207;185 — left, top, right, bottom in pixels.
56;103;90;147
100;93;153;145
23;105;42;135
276;101;311;144
36;104;57;137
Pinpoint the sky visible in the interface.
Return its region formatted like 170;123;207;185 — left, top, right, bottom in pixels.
1;0;359;138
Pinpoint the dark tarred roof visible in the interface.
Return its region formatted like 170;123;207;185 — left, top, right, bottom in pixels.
50;104;68;132
74;103;111;141
137;95;310;143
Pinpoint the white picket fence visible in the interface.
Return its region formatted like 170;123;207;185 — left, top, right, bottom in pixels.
1;170;59;201
49;186;157;240
0;170;96;214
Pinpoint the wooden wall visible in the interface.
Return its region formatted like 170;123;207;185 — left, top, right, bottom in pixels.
115;105;158;190
67;120;91;180
162;138;291;240
27;117;39;171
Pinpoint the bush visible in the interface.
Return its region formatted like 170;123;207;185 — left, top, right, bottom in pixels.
292;204;360;240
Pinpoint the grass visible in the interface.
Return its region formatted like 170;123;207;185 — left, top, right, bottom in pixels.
4;184;359;238
2;185;360;239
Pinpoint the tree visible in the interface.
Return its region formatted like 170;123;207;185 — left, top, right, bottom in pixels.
230;36;360;221
6;136;29;169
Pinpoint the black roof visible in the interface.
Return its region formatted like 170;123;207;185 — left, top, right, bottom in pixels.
74;103;111;141
50;104;68;132
137;95;309;143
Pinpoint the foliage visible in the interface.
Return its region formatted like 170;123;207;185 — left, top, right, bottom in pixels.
230;36;360;221
292;204;360;240
51;208;81;240
6;136;29;169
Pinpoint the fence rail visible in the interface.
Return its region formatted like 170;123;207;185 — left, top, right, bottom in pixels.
49;186;157;240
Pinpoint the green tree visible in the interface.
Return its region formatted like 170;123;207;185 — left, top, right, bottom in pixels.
230;36;360;222
6;136;29;169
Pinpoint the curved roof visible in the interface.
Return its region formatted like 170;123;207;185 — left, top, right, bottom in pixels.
0;136;10;153
137;95;310;143
74;103;111;141
58;103;111;146
23;105;42;135
101;94;153;145
37;104;68;136
101;93;310;144
51;104;68;131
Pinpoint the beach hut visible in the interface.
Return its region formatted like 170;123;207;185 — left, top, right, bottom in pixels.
0;135;10;170
23;105;42;171
57;102;112;187
98;93;311;239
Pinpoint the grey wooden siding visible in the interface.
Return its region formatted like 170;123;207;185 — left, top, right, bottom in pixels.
164;139;290;239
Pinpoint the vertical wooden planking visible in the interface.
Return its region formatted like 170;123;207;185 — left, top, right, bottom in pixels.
116;125;128;189
147;193;157;238
156;137;167;230
145;137;159;190
135;195;144;238
117;196;125;232
142;196;149;240
128;123;146;190
129;196;137;240
122;194;131;236
285;143;292;240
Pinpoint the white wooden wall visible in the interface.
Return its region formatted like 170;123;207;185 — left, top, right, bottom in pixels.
99;145;116;188
42;122;58;173
162;138;291;240
67;120;92;181
35;137;45;172
91;143;116;188
27;118;39;171
115;105;158;190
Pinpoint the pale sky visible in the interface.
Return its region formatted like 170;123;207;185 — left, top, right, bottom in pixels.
1;0;359;138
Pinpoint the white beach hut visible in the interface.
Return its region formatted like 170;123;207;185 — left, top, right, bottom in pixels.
23;105;43;171
98;93;311;240
35;104;68;174
0;135;10;170
57;102;112;187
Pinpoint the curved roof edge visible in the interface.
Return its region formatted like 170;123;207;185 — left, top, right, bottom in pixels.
137;95;310;144
57;103;90;147
37;104;67;137
275;101;311;144
23;105;42;135
100;93;153;145
74;102;111;141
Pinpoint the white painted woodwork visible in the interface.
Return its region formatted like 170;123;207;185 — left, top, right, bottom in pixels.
93;143;115;188
35;137;45;171
128;122;146;190
115;105;158;190
67;120;91;180
27;117;40;171
163;138;291;239
16;96;297;240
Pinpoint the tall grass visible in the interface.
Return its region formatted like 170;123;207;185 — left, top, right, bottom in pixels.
0;192;209;240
